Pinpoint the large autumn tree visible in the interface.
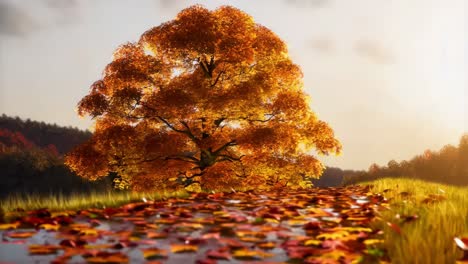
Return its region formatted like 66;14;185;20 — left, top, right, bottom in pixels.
65;5;341;192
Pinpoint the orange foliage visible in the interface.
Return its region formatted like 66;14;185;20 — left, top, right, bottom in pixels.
65;5;341;191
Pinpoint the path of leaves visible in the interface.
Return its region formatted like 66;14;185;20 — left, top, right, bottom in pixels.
0;186;392;263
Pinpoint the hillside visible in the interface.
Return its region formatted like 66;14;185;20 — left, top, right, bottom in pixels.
0;114;91;155
0;114;109;197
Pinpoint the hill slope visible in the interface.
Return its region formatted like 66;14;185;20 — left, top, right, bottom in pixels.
0;114;91;155
0;114;108;197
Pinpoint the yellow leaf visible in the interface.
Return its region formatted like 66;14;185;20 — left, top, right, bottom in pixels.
232;249;274;260
339;227;373;233
79;228;99;236
317;231;350;240
239;236;263;243
170;244;198;253
0;222;20;230
39;224;60;231
236;230;266;238
84;244;113;249
346;217;369;221
287;218;309;226
304;239;322;246
50;211;75;218
142;248;168;259
363;239;384;245
176;222;204;230
306;208;333;217
264;218;280;224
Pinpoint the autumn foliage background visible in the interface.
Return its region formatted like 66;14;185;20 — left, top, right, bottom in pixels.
64;5;341;192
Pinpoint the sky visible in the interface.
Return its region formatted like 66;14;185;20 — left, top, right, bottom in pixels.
0;0;466;170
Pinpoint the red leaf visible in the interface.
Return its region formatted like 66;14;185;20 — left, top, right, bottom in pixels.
386;222;401;234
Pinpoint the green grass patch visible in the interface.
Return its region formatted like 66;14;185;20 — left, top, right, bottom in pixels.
362;177;468;263
0;189;189;218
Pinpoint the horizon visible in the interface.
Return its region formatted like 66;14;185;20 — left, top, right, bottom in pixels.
0;0;466;170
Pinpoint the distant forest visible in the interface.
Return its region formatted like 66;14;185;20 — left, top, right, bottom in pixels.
0;114;91;154
342;135;468;186
0;114;466;198
0;114;110;198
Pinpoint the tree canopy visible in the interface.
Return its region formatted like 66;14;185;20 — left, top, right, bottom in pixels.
65;5;341;191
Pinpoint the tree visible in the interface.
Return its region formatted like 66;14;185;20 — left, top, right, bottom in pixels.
65;5;341;191
457;134;468;182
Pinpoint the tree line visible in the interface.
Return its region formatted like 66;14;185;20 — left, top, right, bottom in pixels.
342;134;468;186
0;114;92;155
0;115;110;198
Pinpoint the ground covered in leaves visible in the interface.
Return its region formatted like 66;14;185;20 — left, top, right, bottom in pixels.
0;186;392;263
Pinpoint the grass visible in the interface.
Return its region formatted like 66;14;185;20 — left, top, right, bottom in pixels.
362;177;468;264
0;189;189;218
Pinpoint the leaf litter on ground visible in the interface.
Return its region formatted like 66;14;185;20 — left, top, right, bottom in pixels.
0;185;393;263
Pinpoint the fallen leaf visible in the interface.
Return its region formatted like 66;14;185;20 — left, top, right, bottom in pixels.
0;222;20;230
363;239;384;245
232;249;274;260
170;244;198;253
7;231;36;239
141;248;168;259
317;231;350;240
59;238;87;248
303;239;322;246
147;231;168;239
29;245;61;255
386;222;401;234
257;241;276;249
39;223;60;231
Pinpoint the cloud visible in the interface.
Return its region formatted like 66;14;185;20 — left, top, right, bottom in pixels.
284;0;331;8
157;0;189;10
354;39;395;64
309;37;334;54
44;0;78;9
0;2;37;37
44;0;81;25
0;0;81;37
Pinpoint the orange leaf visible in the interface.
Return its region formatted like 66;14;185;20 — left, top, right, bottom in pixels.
8;231;36;239
29;245;62;255
257;241;276;249
0;222;20;230
170;244;198;253
39;223;61;231
386;222;402;234
141;248;168;259
147;231;168;239
232;249;274;260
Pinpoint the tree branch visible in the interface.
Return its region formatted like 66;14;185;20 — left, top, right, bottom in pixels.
240;113;277;123
156;116;200;144
210;70;225;87
213;140;237;155
165;154;199;164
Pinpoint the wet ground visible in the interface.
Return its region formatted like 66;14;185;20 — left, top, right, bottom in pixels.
0;186;389;263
